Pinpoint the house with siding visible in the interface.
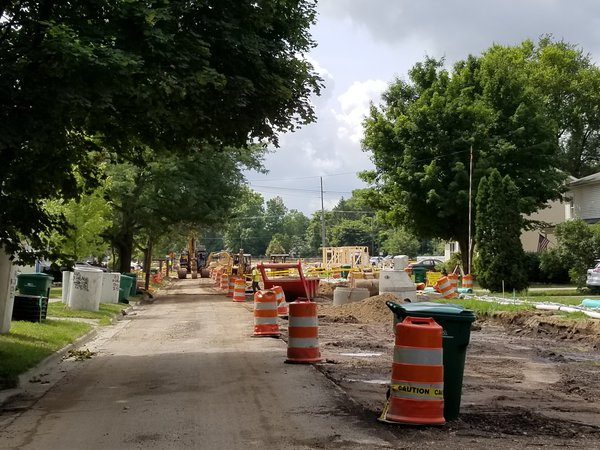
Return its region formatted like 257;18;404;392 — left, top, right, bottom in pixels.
447;172;600;256
521;172;600;252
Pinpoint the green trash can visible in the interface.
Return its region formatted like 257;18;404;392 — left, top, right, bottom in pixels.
123;272;138;297
340;264;352;279
119;275;134;303
412;267;427;283
16;273;54;299
386;301;477;421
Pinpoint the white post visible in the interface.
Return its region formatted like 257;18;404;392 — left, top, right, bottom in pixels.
0;247;17;334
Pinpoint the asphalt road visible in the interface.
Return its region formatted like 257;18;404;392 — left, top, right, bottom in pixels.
0;279;395;449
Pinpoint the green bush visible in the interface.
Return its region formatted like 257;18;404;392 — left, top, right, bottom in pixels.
523;252;543;282
539;248;572;284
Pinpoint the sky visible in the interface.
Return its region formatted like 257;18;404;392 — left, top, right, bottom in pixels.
244;0;600;216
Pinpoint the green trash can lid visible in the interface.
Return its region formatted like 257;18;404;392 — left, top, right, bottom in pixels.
388;301;476;322
17;273;54;280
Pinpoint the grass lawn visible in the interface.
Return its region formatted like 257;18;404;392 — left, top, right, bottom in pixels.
438;298;535;315
49;287;62;299
47;302;127;326
0;320;92;390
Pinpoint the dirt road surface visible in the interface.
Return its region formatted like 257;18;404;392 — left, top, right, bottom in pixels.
0;279;395;449
315;287;600;449
2;278;600;449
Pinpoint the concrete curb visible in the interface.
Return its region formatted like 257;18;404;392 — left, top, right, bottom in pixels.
0;303;135;408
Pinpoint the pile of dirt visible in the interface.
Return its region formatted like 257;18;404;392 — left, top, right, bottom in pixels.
487;310;600;341
318;293;402;324
318;280;348;299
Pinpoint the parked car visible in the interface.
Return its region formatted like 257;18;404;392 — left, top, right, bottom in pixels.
369;256;383;266
586;260;600;293
406;258;444;274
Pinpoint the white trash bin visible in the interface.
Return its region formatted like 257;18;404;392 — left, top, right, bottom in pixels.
0;247;17;334
62;271;72;304
69;267;103;311
100;272;120;304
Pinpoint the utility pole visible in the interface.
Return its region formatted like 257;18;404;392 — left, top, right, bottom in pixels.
468;145;473;274
320;177;327;249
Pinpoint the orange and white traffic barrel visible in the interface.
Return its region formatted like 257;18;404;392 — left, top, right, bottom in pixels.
253;290;280;337
220;272;229;291
233;277;246;302
435;276;457;299
447;273;459;291
286;299;321;363
227;277;235;297
272;285;288;317
462;274;473;291
379;316;445;425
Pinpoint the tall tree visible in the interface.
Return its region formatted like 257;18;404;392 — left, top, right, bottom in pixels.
531;37;600;177
223;188;269;256
104;144;256;272
0;0;321;262
362;41;566;271
475;170;528;292
43;182;111;265
264;197;288;235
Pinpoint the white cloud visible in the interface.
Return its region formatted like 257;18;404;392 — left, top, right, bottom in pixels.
248;0;600;216
333;79;387;144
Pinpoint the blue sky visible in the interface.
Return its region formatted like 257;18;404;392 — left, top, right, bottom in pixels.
245;0;600;216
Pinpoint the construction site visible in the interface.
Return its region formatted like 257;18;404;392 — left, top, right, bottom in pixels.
2;247;599;449
204;250;600;447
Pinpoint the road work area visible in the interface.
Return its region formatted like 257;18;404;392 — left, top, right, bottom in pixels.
2;278;600;449
0;279;395;449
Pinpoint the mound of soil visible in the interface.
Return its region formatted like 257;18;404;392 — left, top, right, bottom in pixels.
318;293;401;324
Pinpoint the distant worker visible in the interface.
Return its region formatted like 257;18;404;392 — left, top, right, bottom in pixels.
251;266;261;292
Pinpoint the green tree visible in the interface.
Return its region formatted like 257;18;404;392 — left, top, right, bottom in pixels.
328;220;372;248
362;40;568;271
104;144;256;272
265;197;287;236
287;235;312;258
223;188;268;256
474;170;528;292
0;0;321;262
266;235;286;256
44;183;111;265
531;37;600;177
540;219;600;287
379;228;420;257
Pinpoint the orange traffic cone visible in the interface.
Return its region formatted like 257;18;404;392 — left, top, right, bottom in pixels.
379;316;445;425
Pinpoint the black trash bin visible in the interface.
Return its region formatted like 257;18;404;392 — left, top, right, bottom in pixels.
386;301;477;421
12;295;48;322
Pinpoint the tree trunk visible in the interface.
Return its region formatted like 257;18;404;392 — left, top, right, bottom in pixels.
144;239;153;291
117;229;134;274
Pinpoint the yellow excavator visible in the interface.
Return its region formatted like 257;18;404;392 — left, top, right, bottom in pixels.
206;249;252;280
177;236;209;279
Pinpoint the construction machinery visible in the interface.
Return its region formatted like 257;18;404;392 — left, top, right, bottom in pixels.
232;250;252;279
206;249;252;280
257;260;320;301
177;237;209;279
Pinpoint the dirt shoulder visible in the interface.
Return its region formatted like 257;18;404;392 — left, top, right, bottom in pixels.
305;285;600;449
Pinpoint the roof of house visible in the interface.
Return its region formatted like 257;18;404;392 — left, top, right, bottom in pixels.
570;172;600;187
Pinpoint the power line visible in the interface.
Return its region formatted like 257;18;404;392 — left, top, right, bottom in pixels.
246;171;360;183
